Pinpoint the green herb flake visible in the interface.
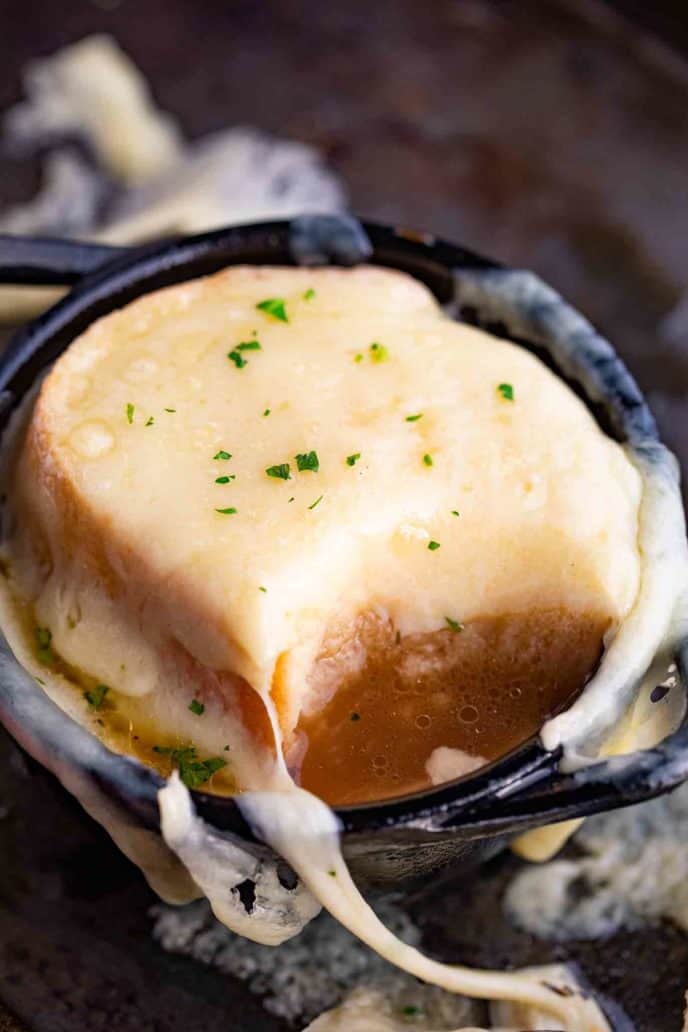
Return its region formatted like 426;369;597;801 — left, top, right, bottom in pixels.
445;616;464;632
213;450;232;461
263;408;271;417
258;586;267;593
215;475;234;484
126;402;135;424
266;463;291;481
295;450;320;473
346;453;361;467
423;453;433;467
328;869;337;877
451;509;460;517
228;349;248;369
303;288;316;301
256;298;288;323
405;413;423;422
153;744;227;789
350;712;361;722
189;698;205;716
145;416;154;427
354;353;364;363
223;744;230;751
215;507;238;515
402;1005;420;1017
428;540;441;551
35;676;46;686
497;382;514;401
164;407;176;413
369;341;388;363
288;496;295;503
35;626;55;666
85;683;110;710
308;494;324;510
237;339;262;352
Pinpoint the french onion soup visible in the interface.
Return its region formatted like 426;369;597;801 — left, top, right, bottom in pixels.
0;265;641;806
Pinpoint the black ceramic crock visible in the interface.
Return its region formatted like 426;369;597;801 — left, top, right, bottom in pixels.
0;215;687;884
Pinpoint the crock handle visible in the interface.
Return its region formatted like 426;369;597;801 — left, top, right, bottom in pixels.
0;234;126;286
459;716;688;835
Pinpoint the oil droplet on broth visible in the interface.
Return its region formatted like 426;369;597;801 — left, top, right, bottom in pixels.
459;704;479;724
415;713;432;730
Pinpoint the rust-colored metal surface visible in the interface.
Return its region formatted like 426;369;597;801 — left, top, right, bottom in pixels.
1;1;687;1029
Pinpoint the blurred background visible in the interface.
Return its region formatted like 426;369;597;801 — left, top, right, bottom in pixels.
0;2;687;1030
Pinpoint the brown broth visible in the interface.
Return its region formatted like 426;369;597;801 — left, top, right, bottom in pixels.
293;607;609;806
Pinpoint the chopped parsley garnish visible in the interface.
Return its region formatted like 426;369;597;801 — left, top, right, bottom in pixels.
189;698;205;716
84;683;110;710
354;353;364;363
256;298;288;323
445;617;464;632
126;402;135;424
451;509;460;517
145;416;154;427
423;453;433;467
228;350;248;369
303;288;316;301
259;586;267;593
369;341;388;362
266;463;291;481
350;712;361;722
214;450;232;461
263;408;271;417
346;453;361;466
288;496;295;503
497;382;514;401
295;450;320;473
405;413;423;422
215;475;234;484
328;869;337;877
215;507;238;515
164;407;176;413
237;339;261;351
308;494;324;510
402;1005;420;1017
35;626;55;666
428;540;441;551
152;744;227;789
